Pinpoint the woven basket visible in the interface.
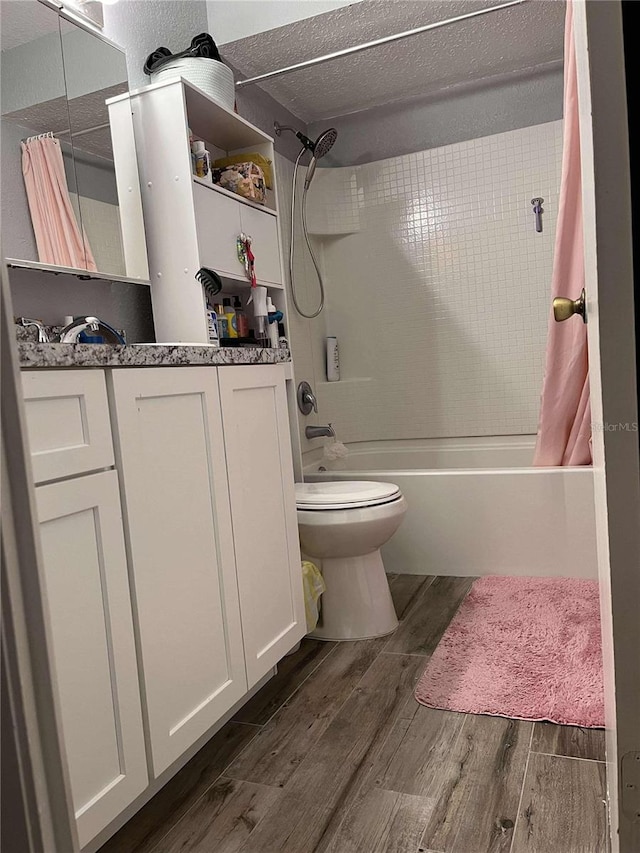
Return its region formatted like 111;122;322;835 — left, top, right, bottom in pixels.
151;57;234;110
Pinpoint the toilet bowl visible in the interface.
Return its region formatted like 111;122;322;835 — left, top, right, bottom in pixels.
296;481;407;641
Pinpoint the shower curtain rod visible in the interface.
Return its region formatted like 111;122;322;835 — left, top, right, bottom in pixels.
21;123;111;144
235;0;529;90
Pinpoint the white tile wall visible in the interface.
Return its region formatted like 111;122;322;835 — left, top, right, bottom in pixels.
299;120;565;443
305;166;361;235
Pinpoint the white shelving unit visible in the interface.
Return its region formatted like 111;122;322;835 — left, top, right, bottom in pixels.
109;78;287;343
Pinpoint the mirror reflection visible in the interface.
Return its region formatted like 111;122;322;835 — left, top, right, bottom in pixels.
59;15;129;276
1;0;81;266
1;0;129;276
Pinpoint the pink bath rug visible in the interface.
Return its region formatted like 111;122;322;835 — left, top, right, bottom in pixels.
415;576;604;727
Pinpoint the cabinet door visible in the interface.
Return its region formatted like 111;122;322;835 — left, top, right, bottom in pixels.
218;365;304;686
110;368;247;776
193;183;244;279
240;205;283;285
36;471;147;847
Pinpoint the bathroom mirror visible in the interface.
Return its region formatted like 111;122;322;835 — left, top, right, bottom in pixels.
0;0;81;265
1;0;148;280
59;15;129;276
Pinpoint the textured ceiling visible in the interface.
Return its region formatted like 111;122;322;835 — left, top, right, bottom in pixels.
222;0;565;122
1;0;60;51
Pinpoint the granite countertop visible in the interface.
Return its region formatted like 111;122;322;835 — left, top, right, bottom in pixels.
16;326;291;369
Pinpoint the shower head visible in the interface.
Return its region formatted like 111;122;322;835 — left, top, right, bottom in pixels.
274;122;338;187
312;128;338;159
273;122;338;158
305;128;338;187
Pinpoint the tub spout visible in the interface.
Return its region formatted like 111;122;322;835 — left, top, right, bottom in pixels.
305;423;335;440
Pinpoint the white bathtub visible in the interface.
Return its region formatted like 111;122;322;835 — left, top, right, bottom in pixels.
303;437;597;579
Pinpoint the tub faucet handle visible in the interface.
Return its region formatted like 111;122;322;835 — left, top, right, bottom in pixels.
297;381;318;415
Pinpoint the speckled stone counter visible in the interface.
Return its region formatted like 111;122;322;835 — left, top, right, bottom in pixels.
18;342;290;369
15;324;290;368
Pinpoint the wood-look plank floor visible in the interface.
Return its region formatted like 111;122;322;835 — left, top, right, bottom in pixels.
99;574;608;853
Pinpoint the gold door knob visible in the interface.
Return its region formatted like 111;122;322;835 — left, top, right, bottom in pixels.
553;288;586;323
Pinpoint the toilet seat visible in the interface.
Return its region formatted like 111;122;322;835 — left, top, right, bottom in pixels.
295;481;402;511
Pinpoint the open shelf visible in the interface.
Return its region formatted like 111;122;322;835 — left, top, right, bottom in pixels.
5;258;151;285
183;79;273;150
119;77;272;152
192;176;278;216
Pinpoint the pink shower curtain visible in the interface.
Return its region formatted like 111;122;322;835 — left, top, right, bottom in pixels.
533;0;591;466
21;135;97;271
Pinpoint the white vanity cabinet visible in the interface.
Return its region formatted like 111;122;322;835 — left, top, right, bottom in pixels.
110;363;305;772
23;362;304;844
24;371;148;848
109;367;248;776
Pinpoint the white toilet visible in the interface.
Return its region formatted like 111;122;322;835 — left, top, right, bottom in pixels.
295;481;407;641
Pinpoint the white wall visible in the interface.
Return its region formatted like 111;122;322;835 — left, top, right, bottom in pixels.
286;120;564;446
103;0;209;89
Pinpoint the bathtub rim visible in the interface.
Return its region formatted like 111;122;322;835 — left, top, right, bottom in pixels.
304;465;595;478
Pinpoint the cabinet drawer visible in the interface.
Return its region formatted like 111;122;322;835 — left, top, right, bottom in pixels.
22;370;114;483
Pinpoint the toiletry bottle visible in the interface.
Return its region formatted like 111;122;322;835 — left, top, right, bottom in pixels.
188;128;196;173
215;304;228;338
233;295;249;338
223;297;238;338
266;296;280;348
192;140;210;179
205;303;220;346
327;336;340;381
278;323;288;349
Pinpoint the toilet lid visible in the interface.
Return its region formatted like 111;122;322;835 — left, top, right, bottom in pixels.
295;481;402;510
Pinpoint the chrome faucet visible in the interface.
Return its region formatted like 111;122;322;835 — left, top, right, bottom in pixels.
17;317;49;343
305;423;335;440
59;316;125;344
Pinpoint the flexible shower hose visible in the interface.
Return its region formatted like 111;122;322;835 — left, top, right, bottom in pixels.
288;147;325;318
